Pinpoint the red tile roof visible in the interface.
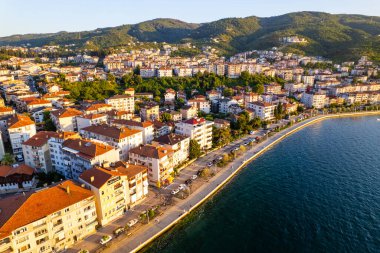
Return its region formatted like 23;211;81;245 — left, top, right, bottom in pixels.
0;180;93;239
7;115;35;129
63;139;115;159
22;131;59;147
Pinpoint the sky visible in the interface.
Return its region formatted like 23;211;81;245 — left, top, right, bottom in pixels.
1;0;380;37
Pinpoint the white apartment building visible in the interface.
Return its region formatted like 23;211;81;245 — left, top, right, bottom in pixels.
164;89;176;102
152;133;190;167
7;115;37;155
76;114;108;131
301;92;327;109
80;124;143;160
140;68;156;78
247;102;276;121
55;139;120;180
140;103;159;122
129;144;174;187
0;180;98;253
175;118;213;150
105;94;135;112
111;119;154;144
48;132;81;176
50;108;83;132
79;161;148;225
157;68;173;77
22;131;58;173
187;99;211;114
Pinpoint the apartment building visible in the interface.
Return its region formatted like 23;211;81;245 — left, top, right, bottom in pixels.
76;114;108;131
0;107;15;116
22;131;59;173
0;180;97;253
157;68;173;77
129;145;174;187
244;92;259;108
7;115;37;155
48;132;81;176
152;133;190;167
83;103;113;115
111;119;154;144
164;89;176;102
301;92;327;109
56;139;120;180
140;103;159;121
175;118;213;150
105;94;135;112
79;161;148;225
80;124;142;160
50;108;83;132
187;98;211;114
264;83;282;94
247;102;276;121
180;105;198;120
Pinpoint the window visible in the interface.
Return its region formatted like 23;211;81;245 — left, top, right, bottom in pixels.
18;244;30;253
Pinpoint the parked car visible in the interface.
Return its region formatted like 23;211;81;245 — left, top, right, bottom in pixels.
250;130;256;135
207;162;213;167
113;227;125;236
127;219;138;228
15;154;24;162
77;250;89;253
197;169;204;176
171;189;179;195
179;184;187;190
185;179;193;185
191;174;198;180
100;235;112;245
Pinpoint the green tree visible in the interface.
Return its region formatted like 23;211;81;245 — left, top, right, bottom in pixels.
189;140;201;159
212;127;232;147
160;112;172;122
43;111;56;131
1;153;14;165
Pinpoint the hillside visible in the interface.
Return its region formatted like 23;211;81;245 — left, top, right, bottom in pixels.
1;12;380;62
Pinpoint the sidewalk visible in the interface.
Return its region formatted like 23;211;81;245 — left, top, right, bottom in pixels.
70;111;380;253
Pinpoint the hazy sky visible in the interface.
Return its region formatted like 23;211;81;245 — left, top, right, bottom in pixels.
1;0;379;37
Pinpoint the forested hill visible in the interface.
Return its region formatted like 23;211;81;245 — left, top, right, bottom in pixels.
1;12;380;62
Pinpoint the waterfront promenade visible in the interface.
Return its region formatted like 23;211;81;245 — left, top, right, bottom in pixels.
100;111;380;253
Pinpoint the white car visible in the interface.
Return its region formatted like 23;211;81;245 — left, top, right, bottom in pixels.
127;219;138;227
191;174;198;180
207;162;213;167
100;235;112;245
250;130;256;135
180;184;187;190
171;189;179;195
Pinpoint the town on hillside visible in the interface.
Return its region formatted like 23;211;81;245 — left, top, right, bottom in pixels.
0;43;379;253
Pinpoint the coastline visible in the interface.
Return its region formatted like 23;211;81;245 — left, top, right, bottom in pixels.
105;111;380;253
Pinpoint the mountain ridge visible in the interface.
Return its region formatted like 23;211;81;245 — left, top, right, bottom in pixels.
1;12;380;62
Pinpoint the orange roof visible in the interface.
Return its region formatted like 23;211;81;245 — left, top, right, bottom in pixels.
0;107;13;113
0;164;35;178
0;180;93;239
111;119;153;128
63;139;115;159
84;103;112;112
82;124;141;140
22;131;59;147
78;113;107;120
26;99;51;106
129;144;172;159
50;108;83;119
7;115;35;129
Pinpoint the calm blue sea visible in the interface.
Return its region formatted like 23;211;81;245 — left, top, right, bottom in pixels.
144;116;380;253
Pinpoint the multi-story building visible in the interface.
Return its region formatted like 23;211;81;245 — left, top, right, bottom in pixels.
0;164;36;193
0;107;15;116
105;94;135;112
79;161;148;225
83;103;113;115
264;83;282;94
140;67;156;78
76;114;108;131
129;144;174;187
111;119;154;144
0;180;98;253
7;115;36;155
187;98;211;114
175;118;213;150
50;108;83;132
244;92;259;108
22;131;58;173
48;132;81;175
301;92;327;109
180;105;198;120
81;124;143;160
247;102;276;121
157;67;173;77
153;133;190;167
164;89;176;102
140;102;159;121
56;139;120;179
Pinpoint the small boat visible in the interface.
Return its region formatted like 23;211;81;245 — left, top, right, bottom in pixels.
377;118;380;121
